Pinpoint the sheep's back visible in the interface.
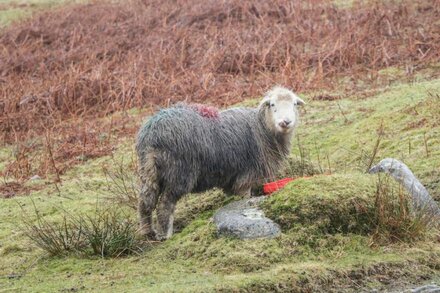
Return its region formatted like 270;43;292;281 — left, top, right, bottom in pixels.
137;106;263;174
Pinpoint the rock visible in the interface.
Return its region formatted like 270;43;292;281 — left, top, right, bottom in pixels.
369;158;440;225
408;284;440;293
384;283;440;293
29;175;41;181
213;196;281;239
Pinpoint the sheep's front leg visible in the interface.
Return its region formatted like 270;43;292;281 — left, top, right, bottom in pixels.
156;194;177;240
231;177;252;198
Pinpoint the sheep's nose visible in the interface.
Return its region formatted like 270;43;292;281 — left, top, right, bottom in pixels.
279;119;292;128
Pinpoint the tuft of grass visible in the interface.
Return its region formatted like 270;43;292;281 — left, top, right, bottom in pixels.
80;208;145;258
22;200;87;255
372;174;431;244
23;204;146;258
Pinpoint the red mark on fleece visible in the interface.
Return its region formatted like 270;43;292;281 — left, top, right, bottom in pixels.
189;103;219;119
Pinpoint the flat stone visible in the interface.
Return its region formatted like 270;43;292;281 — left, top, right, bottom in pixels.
379;283;440;293
213;196;281;239
409;284;440;293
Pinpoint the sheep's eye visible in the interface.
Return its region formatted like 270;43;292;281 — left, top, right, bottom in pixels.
270;103;275;107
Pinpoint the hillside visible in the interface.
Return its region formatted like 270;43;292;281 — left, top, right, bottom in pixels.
0;1;439;292
1;78;439;292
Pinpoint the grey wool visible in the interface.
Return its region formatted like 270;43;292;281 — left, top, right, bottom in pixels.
136;86;305;240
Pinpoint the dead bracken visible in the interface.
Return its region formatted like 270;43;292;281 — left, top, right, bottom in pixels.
1;0;440;142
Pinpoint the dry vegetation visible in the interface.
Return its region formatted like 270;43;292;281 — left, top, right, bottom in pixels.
1;0;440;194
2;0;439;136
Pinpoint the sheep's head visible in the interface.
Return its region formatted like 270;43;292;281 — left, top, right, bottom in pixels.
259;86;305;135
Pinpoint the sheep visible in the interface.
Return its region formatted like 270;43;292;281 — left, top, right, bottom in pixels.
135;86;305;240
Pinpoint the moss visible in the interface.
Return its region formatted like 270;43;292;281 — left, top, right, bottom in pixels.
162;216;286;274
262;174;377;235
234;257;440;293
174;189;238;232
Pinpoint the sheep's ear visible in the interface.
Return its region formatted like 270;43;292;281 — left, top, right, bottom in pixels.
294;97;306;106
259;97;271;108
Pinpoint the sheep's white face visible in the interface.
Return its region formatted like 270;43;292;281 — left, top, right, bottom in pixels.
260;87;305;135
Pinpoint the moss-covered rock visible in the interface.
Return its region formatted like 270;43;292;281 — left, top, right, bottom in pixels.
262;174;377;235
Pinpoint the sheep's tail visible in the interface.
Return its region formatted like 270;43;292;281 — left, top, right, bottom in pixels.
138;150;161;236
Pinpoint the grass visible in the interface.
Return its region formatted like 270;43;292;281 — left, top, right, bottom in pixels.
295;79;440;196
0;145;12;174
1;77;439;292
0;8;25;27
23;204;145;257
0;1;87;27
262;174;377;234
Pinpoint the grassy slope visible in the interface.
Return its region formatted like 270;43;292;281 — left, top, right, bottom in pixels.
1;78;439;292
295;78;440;199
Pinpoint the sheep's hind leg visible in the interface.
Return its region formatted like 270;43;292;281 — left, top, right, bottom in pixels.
138;183;160;239
138;151;161;239
156;193;178;240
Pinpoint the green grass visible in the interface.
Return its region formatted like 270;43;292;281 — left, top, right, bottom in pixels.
262;174;377;234
0;0;85;27
293;79;440;199
0;8;27;27
1;78;440;292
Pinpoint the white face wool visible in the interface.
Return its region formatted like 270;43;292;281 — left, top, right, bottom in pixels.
260;86;305;134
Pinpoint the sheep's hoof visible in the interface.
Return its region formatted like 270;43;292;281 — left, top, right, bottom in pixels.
155;232;172;242
140;229;170;242
137;228;157;241
155;235;167;242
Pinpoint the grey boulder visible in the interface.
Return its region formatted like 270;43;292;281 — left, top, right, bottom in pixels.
213;196;281;239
